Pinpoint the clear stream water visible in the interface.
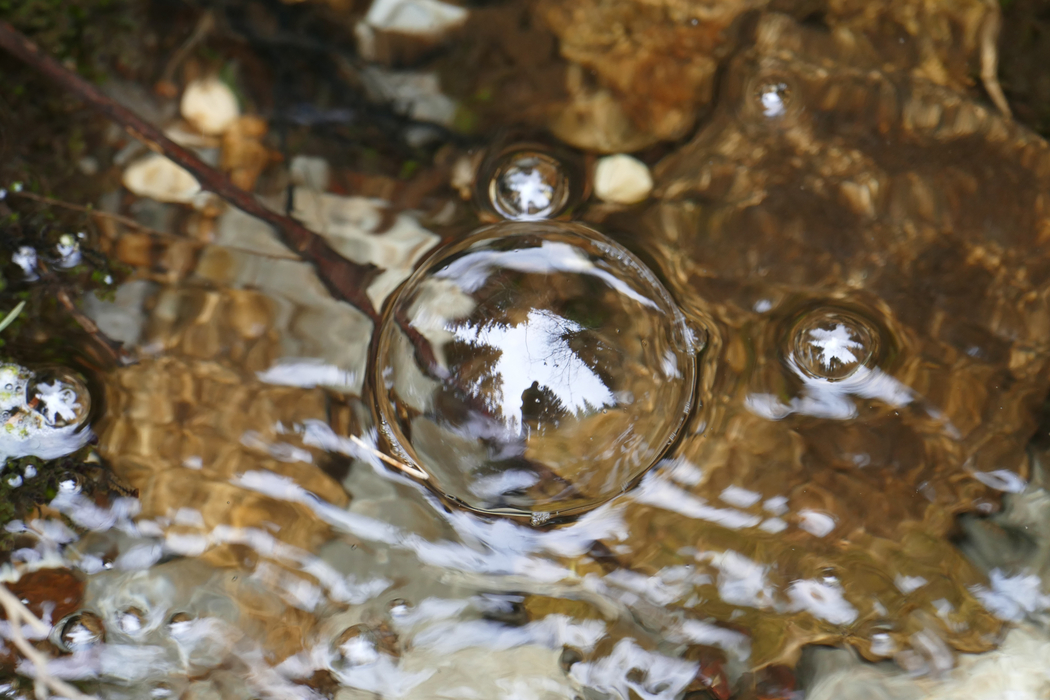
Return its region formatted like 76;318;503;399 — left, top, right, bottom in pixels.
4;9;1050;700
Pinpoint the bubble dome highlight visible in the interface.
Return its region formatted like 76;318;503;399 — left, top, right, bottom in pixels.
373;221;699;518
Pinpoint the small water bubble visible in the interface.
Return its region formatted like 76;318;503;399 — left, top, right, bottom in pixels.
332;625;385;668
56;233;82;269
485;151;571;221
757;81;791;118
559;646;584;672
11;182;22;193
168;611;193;625
12;247;37;279
58;611;105;651
28;368;91;429
58;472;84;494
7;476;21;488
149;684;174;699
789;308;879;381
167;611;194;636
387;598;412;618
118;607;147;634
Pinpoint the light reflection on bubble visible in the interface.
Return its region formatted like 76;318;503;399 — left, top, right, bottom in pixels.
374;221;698;516
57;611;106;651
487;151;569;221
790;308;879;381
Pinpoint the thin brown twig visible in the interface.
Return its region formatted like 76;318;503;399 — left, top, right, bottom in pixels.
159;9;215;86
348;433;429;480
0;20;555;495
55;287;129;365
0;20;383;327
980;0;1012;118
10;189;304;262
10;189;152;234
0;583;99;700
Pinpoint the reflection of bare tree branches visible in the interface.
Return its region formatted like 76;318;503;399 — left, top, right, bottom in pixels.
452;310;612;426
0;584;98;700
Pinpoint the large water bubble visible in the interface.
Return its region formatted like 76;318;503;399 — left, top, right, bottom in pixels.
373;221;698;518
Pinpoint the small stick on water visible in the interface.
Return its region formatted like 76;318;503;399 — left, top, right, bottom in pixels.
349;434;429;480
0;20;383;327
980;0;1012;119
0;20;576;498
0;584;99;700
9;189;153;234
55;287;129;365
0;20;443;381
159;9;215;87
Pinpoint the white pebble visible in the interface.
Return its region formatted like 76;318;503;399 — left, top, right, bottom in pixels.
122;153;201;204
180;77;240;136
593;154;653;205
355;0;468;61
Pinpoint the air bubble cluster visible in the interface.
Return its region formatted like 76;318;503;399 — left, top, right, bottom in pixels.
0;363;93;460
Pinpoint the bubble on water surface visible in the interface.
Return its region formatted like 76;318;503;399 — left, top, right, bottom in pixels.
387;598;412;618
332;623;399;670
0;363;93;460
483;151;572;221
740;72;799;124
118;607;147;634
57;611;105;651
28;367;91;428
788;308;879;381
757;81;790;118
374;221;698;517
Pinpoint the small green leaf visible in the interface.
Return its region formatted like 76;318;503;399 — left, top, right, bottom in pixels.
0;300;26;334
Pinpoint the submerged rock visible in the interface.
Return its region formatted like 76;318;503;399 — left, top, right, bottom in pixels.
590;10;1050;668
180;77;240;137
536;0;1002;148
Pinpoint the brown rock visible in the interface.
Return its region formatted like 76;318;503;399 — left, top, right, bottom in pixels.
586;10;1050;668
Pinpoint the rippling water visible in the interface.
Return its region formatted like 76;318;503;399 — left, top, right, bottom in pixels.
5;6;1050;700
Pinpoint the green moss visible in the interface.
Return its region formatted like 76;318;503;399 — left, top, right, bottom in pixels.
0;0;140;80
